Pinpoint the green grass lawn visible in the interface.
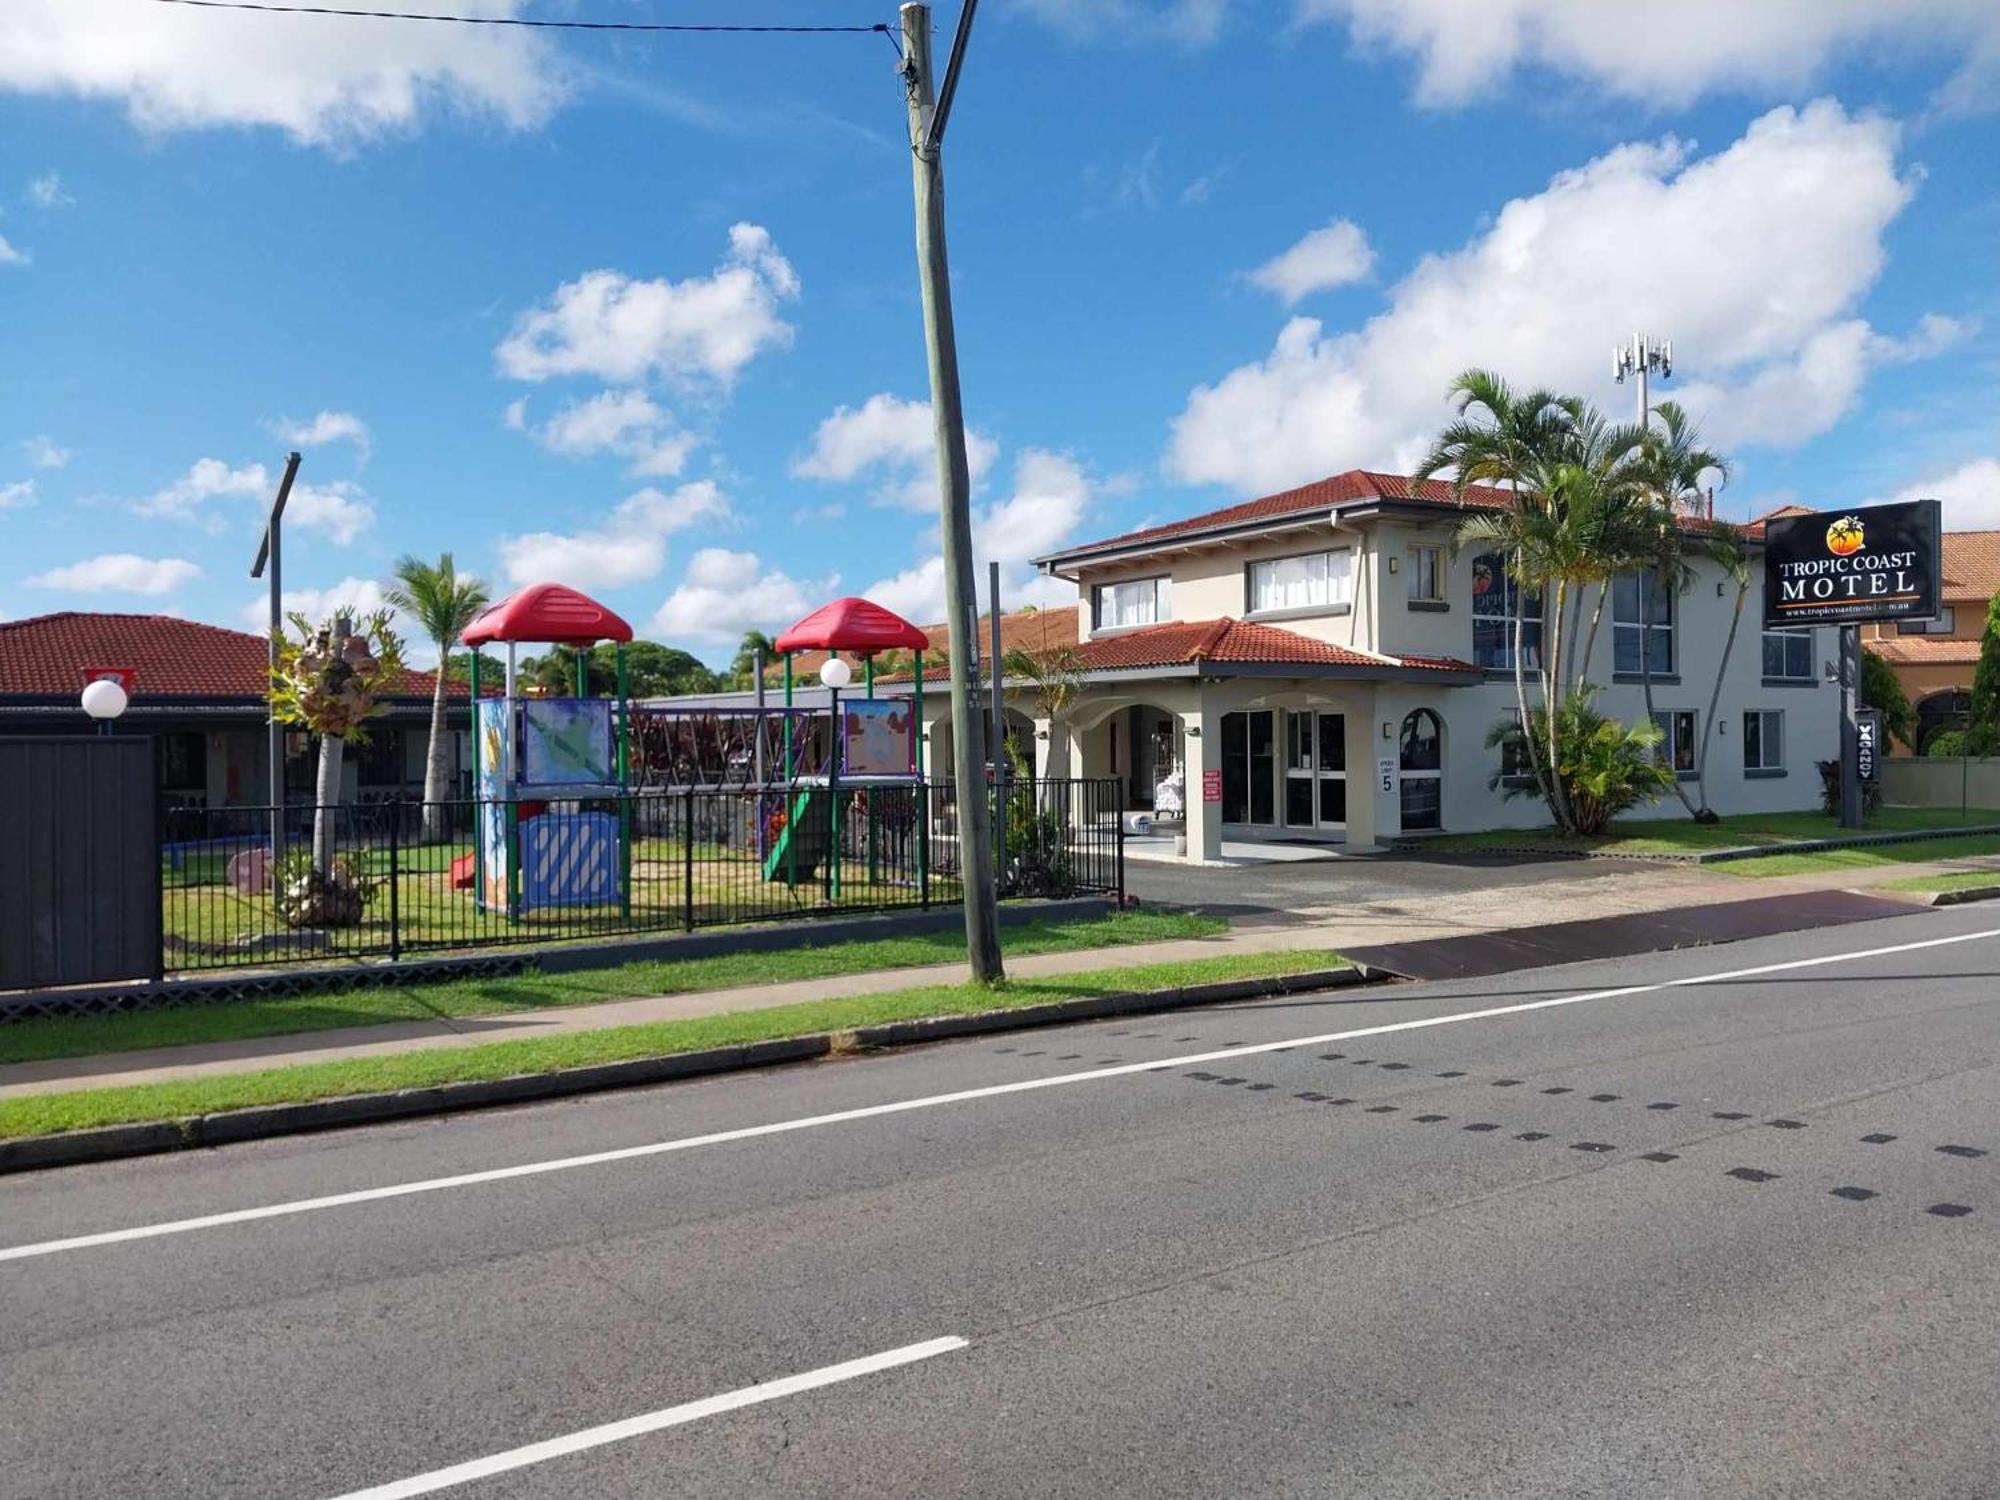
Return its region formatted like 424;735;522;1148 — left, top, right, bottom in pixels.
1422;805;2000;859
1878;870;2000;896
0;909;1227;1069
0;947;1341;1140
1725;837;2000;880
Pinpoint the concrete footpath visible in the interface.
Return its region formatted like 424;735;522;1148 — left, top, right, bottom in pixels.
0;856;1985;1102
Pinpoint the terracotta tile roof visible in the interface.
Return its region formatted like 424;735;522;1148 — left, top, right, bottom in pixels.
0;611;457;700
1074;617;1477;676
1046;468;1732;564
1866;636;1982;666
1943;531;2000;603
779;604;1080;681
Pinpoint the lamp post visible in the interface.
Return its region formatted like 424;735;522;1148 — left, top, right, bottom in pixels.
80;678;128;737
821;657;852;901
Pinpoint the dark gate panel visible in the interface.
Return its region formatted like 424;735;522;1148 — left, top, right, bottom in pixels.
0;737;160;991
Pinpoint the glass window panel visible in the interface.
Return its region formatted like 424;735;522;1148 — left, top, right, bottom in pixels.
1320;776;1347;825
1318;714;1346;772
1613;571;1641;622
1400;710;1443;771
1221;712;1248;823
1614;626;1643;675
1248;712;1275;825
1250;551;1351;613
1400;777;1441;831
1097;577;1168;629
1742;711;1761;768
1763;633;1784;677
1285;778;1316;827
1286;711;1312;770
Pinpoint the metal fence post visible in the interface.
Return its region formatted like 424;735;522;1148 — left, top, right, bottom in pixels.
683;785;696;932
387;799;403;962
1115;776;1126;905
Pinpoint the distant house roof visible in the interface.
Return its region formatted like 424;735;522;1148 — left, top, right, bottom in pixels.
1074;618;1479;680
1866;635;1982;667
780;604;1082;682
1942;530;2000;604
0;611;457;700
1041;468;1736;570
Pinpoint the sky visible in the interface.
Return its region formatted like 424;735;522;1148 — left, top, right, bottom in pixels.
2;0;1997;666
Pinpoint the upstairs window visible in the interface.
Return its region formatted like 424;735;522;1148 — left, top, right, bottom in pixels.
1471;552;1543;671
1614;570;1675;676
1408;546;1444;604
1092;576;1170;631
1897;608;1958;636
1248;549;1353;615
1762;627;1815;682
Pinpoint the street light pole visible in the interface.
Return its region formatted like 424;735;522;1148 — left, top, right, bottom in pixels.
901;1;1002;982
251;452;301;867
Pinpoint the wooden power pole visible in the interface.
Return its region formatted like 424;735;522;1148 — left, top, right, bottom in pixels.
901;0;1002;983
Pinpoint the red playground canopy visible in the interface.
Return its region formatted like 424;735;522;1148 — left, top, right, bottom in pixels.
774;596;929;655
461;583;634;648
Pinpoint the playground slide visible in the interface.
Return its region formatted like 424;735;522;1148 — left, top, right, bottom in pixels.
762;787;835;885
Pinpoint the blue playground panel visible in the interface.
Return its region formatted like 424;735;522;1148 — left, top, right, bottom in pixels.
520;811;620;910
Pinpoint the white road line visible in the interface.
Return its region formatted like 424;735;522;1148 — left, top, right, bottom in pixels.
323;1335;968;1500
5;922;1997;1265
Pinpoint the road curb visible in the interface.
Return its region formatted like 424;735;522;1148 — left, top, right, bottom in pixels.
0;967;1378;1176
1923;883;2000;907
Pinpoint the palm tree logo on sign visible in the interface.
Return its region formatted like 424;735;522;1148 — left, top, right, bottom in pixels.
1825;516;1866;557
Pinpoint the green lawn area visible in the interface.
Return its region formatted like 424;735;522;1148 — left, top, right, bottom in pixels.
1878;870;2000;896
1723;837;2000;880
0;947;1340;1140
1422;806;2000;859
0;909;1226;1069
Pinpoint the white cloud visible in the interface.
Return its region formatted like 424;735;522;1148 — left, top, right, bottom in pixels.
650;547;832;646
496;224;798;388
26;171;71;207
863;450;1095;625
1247;217;1374;304
20;435;69;469
1868;456;2000;532
269;409;371;457
0;233;28;267
29;553;201;595
133;457;373;542
793;393;1000;513
242;576;395;632
1018;0;1228;46
1169;102;1923;492
499;480;732;589
1298;0;2000;111
0;0;565;147
1;479;35;509
529;388;698;477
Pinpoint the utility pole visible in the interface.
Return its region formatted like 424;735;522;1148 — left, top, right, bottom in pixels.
901;0;1002;982
250;451;301;872
1612;333;1671;429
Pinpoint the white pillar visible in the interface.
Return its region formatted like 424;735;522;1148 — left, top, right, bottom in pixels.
1180;697;1224;864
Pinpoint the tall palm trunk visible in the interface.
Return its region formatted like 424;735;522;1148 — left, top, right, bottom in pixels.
1540;576;1576;832
1694;582;1747;821
313;732;345;872
1637;573;1699;817
1511;576;1563;831
420;662;451;843
1577;581;1608;694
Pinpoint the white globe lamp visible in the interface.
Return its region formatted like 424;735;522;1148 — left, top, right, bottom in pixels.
81;678;129;729
819;657;853;690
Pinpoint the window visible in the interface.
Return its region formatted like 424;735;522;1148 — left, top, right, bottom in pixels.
1409;545;1444;604
1471;552;1543;671
1744;710;1784;773
1092;576;1169;631
1897;608;1957;636
1614;570;1675;676
1248;549;1353;615
1221;710;1275;825
1762;627;1815;682
1498;709;1534;781
158;732;206;792
1399;709;1444;832
1650;710;1697;774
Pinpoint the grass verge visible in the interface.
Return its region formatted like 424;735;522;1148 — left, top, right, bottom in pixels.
0;949;1343;1140
1717;835;2000;879
1422;807;2000;859
1877;871;2000;896
0;910;1226;1069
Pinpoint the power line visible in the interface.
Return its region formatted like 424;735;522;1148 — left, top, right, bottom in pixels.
146;0;890;36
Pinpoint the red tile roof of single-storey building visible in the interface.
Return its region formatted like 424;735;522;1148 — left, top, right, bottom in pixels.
780;604;1082;682
1865;635;1982;667
1075;617;1477;675
0;611;459;699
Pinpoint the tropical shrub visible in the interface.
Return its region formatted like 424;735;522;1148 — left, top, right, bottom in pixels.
273;850;385;930
1816;759;1883;817
1925;730;1970;758
1488;692;1677;835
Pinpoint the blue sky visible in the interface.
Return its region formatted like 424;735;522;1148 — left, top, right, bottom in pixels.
2;0;1997;665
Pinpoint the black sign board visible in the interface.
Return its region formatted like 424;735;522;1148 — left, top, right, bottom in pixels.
1762;498;1942;629
1855;709;1882;785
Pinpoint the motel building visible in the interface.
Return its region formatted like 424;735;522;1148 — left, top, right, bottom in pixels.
1010;470;1841;864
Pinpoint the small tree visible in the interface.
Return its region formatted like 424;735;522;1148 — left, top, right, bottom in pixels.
1967;592;2000;755
1002;643;1085;783
270;610;406;875
1860;648;1916;750
1487;692;1677;836
383;554;488;842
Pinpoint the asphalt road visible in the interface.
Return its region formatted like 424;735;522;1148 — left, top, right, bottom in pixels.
4;905;1998;1498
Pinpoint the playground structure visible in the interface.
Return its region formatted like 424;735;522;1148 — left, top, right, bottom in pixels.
461;583;636;918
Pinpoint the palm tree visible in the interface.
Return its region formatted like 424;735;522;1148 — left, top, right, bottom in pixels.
1692;521;1749;822
1628;402;1731;818
269;610;406;875
1002;643;1085;787
730;629;777;689
384;553;489;842
1413;371;1574;826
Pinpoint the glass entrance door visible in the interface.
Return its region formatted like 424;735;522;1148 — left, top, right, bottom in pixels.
1221;710;1275;825
1285;711;1347;831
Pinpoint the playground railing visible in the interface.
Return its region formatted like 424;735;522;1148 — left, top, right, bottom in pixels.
154;779;1124;976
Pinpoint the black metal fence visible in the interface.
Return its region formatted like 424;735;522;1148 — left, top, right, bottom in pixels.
157;778;1124;975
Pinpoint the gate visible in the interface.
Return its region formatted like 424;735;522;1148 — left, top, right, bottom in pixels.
0;737;161;991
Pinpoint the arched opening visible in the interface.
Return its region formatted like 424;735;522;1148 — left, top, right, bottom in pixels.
1916;690;1973;754
1399;708;1444;832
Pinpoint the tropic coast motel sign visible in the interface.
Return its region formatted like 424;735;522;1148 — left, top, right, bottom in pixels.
1761;498;1943;630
